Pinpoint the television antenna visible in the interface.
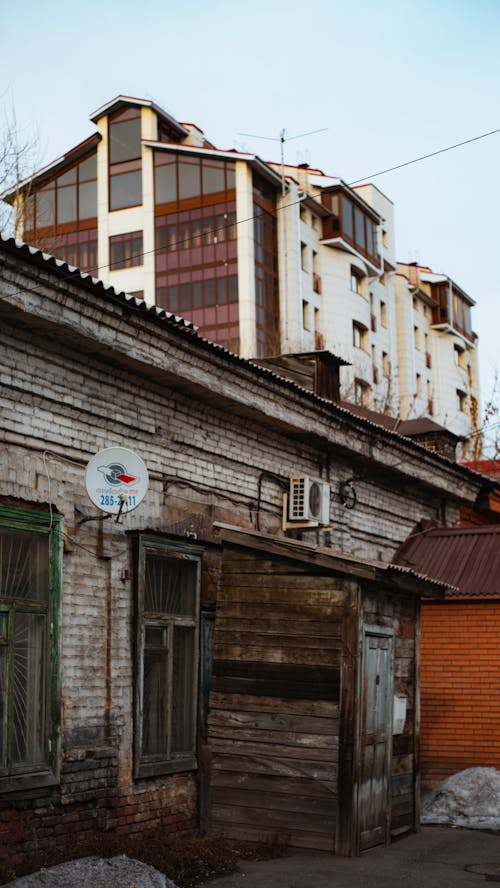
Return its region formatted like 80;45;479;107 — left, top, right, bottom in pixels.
237;127;328;195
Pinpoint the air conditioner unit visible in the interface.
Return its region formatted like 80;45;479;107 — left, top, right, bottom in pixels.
288;476;330;525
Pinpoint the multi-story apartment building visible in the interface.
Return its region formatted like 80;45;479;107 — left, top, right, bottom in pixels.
395;262;479;441
3;94;479;444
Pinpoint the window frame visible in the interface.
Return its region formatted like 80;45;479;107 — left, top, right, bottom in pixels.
352;320;368;351
0;504;62;794
109;230;144;270
350;266;364;295
134;537;201;780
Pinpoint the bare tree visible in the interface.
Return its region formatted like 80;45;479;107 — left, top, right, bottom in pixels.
469;367;500;463
0;94;40;237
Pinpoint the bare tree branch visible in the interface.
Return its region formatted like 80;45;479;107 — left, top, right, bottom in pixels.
0;92;40;236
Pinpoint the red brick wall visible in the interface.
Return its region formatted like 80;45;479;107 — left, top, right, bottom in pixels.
420;600;500;788
0;765;196;876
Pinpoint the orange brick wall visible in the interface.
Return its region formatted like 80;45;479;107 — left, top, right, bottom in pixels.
420;600;500;788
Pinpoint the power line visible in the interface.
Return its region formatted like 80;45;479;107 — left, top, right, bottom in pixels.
3;123;500;300
348;126;500;185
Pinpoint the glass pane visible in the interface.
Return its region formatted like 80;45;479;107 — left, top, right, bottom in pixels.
78;180;97;219
341;195;353;240
0;529;49;602
110;240;123;269
12;612;46;766
36;187;55;228
354;207;366;249
202;160;225;195
172;626;195;753
144;554;197;616
58;166;77;186
226;163;236;191
57;185;77;223
24;194;35;232
204;279;215;307
78;153;97;182
110;170;142;210
142;644;168;756
155;162;177;204
228;275;238;303
178;159;200;200
109;117;141;164
217;277;227;304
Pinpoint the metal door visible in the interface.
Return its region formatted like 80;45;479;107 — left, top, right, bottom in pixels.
358;627;394;851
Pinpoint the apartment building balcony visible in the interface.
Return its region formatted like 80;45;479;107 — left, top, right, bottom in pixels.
320;186;382;273
430;281;476;343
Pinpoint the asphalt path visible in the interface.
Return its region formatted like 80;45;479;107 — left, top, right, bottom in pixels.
199;827;500;888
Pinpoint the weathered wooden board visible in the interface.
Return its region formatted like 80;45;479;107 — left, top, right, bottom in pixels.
212;662;340;701
218;602;345;621
208;725;336;748
215;629;342;648
213;643;341;665
218;586;347;607
213;786;335;817
209;822;335;851
217;613;343;632
211;802;335;835
209;692;339;719
211;752;337;782
212;770;337;798
208;709;338;736
209;735;337;763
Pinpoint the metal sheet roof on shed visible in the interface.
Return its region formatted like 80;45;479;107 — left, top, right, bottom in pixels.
394;523;500;599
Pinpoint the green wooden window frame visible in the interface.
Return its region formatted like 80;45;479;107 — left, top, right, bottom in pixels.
0;504;62;793
135;537;201;780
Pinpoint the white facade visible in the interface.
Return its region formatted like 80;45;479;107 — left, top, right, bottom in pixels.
395;263;479;448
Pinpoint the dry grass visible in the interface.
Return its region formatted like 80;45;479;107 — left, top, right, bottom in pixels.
0;831;288;886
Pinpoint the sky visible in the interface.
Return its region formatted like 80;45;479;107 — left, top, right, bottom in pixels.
2;0;499;438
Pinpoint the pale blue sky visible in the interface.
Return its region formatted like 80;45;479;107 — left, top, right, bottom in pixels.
2;0;499;435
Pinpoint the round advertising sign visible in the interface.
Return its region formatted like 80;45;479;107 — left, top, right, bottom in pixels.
85;447;149;515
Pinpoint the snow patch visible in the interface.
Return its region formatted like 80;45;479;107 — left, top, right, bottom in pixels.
422;767;500;830
5;855;179;888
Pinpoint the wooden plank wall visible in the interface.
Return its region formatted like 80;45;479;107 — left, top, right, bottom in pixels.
362;588;418;838
208;547;352;851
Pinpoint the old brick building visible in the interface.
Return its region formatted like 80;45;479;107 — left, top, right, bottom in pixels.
0;236;490;863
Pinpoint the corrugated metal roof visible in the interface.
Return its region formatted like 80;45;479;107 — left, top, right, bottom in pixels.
394;523;500;599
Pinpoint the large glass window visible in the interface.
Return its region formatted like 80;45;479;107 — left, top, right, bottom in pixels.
109;115;141;165
154;152;236;208
108;108;142;210
0;505;62;790
24;152;97;238
109;230;143;270
135;539;200;778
